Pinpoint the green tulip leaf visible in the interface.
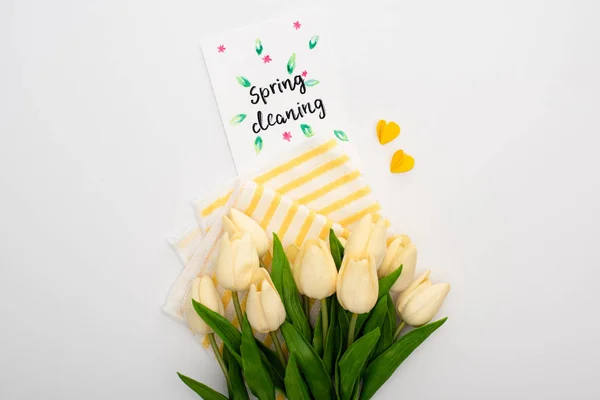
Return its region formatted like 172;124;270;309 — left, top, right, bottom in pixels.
386;294;397;332
282;254;311;339
236;76;252;88
360;296;388;338
255;38;263;56
284;353;311;400
241;318;275;400
223;346;250;400
354;266;403;337
334;130;349;141
373;297;394;360
272;234;311;340
322;297;339;375
337;305;350;353
177;373;228;400
193;300;242;363
334;327;344;400
287;53;296;74
313;306;324;356
304;79;320;87
378;265;403;298
230;114;247;125
329;229;345;270
257;341;286;389
309;35;320;49
270;234;285;294
338;328;381;400
300;124;314;138
360;318;448;400
254;136;263;154
280;322;334;399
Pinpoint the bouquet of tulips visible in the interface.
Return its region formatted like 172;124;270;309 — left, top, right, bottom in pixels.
177;209;450;400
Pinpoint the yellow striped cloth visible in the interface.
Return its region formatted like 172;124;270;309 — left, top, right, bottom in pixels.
170;138;388;264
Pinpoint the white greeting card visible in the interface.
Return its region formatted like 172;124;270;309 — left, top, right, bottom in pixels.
201;12;357;175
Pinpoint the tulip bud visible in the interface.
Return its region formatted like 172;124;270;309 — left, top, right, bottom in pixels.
246;267;286;333
216;232;259;291
183;276;225;334
344;214;387;269
222;208;269;257
396;270;450;326
379;235;417;292
292;239;337;299
336;256;378;314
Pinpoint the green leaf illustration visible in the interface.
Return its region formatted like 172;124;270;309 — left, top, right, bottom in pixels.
230;114;247;125
255;38;263;56
254;136;263;154
304;79;320;87
300;124;314;138
287;53;296;74
236;76;252;87
309;35;320;49
334;130;349;141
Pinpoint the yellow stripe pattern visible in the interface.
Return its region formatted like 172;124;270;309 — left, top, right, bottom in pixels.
297;170;361;205
278;202;299;240
245;185;264;216
254;139;336;185
339;203;382;226
318;186;372;216
201;190;233;217
277;155;350;195
295;210;316;247
260;192;282;229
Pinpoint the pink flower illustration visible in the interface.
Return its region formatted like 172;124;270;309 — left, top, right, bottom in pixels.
282;131;292;142
293;21;301;30
262;55;272;63
217;45;226;53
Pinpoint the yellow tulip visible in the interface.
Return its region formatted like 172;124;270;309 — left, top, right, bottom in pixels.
222;208;269;257
344;214;387;269
379;235;417;292
246;267;286;333
215;232;259;291
293;239;337;299
336;256;379;314
183;276;225;334
396;270;450;326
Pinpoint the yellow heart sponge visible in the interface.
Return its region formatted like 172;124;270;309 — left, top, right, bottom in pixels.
377;120;401;145
390;150;415;173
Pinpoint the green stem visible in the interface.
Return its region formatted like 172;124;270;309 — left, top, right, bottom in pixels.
303;295;310;320
348;313;358;347
208;333;231;389
270;330;287;367
320;298;329;350
393;321;406;341
232;291;243;326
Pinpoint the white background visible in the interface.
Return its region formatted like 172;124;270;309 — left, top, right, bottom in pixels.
1;0;599;399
